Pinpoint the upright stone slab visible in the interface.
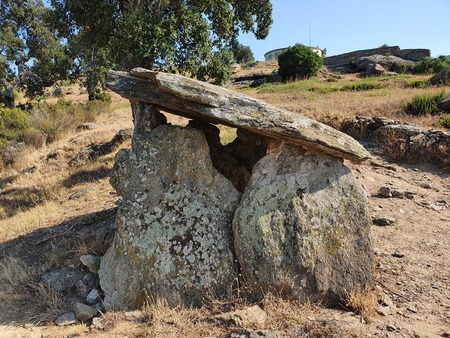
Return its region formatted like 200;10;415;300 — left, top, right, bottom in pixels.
233;142;373;304
99;125;240;309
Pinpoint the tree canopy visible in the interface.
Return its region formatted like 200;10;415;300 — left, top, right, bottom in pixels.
0;0;72;99
1;0;273;102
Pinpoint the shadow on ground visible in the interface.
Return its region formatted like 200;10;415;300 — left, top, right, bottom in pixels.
0;207;117;325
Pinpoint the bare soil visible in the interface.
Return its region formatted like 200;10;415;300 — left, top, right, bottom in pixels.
0;70;449;337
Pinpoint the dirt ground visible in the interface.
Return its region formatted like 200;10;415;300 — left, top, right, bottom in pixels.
0;82;449;337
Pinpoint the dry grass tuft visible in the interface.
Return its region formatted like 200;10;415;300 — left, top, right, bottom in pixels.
345;287;378;323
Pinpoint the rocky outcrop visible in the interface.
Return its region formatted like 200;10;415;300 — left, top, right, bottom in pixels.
106;68;370;163
324;46;430;72
356;55;415;73
342;117;450;166
233;142;372;303
430;69;450;86
101;69;373;310
99;125;240;309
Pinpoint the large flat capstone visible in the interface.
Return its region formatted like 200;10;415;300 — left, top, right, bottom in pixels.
106;68;370;163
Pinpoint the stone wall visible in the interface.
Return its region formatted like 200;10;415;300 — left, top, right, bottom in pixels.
324;46;430;70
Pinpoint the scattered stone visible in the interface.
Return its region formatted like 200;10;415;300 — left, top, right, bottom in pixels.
41;268;84;292
124;310;145;322
91;317;104;330
214;305;267;327
230;328;280;338
387;324;397;332
86;289;100;305
378;186;415;199
74;302;98;322
19;165;36;174
69;128;132;167
75;273;98;297
55;312;79;326
392;250;405;258
376;306;391;316
420;182;432;189
407;305;418;313
69;187;96;200
380;294;394;307
373;216;397;226
75;123;99;132
80;255;102;274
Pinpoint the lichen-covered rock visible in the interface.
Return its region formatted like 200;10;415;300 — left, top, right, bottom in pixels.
232;142;373;304
99;125;240;309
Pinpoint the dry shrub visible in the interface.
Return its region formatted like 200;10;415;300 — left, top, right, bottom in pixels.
376;128;407;160
0;256;32;302
345;287;378;323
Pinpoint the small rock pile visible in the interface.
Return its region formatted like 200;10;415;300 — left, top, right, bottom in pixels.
341;117;450;166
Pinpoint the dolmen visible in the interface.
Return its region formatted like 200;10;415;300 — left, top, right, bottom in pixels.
99;68;373;309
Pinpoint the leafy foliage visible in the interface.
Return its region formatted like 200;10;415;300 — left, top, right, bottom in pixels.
231;43;255;64
412;56;450;75
51;0;273;90
278;44;323;80
341;82;383;91
406;91;446;115
0;107;28;144
440;114;450;129
0;0;72;98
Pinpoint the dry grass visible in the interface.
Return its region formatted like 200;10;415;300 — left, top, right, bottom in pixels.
345;288;378;324
240;73;448;131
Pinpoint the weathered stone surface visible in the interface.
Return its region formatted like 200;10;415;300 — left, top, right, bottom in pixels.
232;142;373;304
438;98;450;112
214;305;267;327
106;68;370;163
341;116;450;166
74;302;97;322
41;268;84;292
99;125;240;309
429;69;450;86
356;54;415;72
55;312;79;326
80;255;101;274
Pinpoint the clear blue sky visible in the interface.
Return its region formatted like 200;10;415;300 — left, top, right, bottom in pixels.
239;0;450;60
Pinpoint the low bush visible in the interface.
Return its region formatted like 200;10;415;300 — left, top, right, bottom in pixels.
340;82;382;91
440;114;450;129
89;90;112;102
278;44;323;81
406;91;446;115
0;107;29;148
406;80;429;89
412;56;450;75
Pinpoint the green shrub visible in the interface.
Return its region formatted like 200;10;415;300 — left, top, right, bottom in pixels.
406;80;429;89
440;114;450;129
340;82;382;91
0;107;29;143
412;56;450;75
278;44;323;80
308;87;339;94
406;91;446;115
89;90;112;102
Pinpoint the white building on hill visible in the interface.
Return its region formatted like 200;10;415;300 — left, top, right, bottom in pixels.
264;46;323;61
